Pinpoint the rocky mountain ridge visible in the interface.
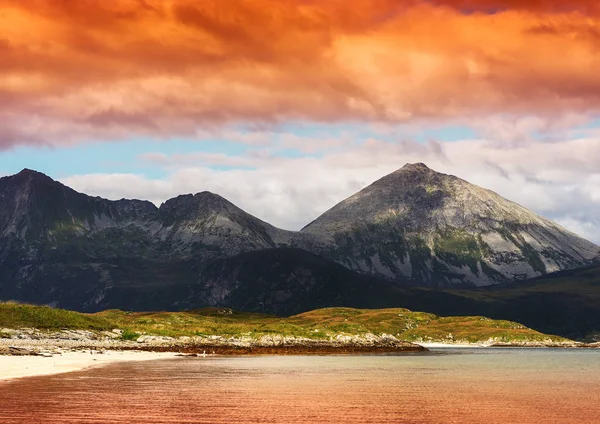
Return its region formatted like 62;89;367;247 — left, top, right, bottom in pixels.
0;169;291;256
0;165;598;313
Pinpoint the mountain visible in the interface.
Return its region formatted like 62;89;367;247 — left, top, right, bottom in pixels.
0;169;294;310
0;169;292;256
155;191;292;257
0;169;156;241
0;166;598;318
189;248;413;315
299;163;599;287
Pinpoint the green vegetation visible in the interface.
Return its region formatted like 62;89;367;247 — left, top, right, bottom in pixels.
0;301;113;330
0;302;569;344
288;308;566;344
424;185;439;195
408;236;432;277
433;229;483;274
51;219;87;239
443;265;600;341
120;328;141;341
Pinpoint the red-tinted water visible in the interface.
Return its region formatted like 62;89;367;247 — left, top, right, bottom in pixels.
1;349;599;423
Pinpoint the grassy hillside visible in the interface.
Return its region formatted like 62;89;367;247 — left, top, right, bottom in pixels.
288;309;562;344
0;302;568;345
2;266;598;342
0;301;113;330
434;265;600;341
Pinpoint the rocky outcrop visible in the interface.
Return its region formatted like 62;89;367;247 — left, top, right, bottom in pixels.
5;327;599;355
0;328;426;355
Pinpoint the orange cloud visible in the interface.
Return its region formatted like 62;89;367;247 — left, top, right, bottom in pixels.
1;0;600;147
429;0;600;13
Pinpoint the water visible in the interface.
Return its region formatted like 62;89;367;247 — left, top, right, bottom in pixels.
1;348;600;423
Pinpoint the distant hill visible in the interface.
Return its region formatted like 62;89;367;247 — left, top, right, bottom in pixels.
460;265;600;341
0;303;572;347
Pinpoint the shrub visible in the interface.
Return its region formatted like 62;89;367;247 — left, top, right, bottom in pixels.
120;329;141;341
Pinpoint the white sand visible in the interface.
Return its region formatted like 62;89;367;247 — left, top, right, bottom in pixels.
0;350;178;382
419;342;488;348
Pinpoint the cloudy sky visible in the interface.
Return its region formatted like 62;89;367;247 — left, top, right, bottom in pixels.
1;0;599;243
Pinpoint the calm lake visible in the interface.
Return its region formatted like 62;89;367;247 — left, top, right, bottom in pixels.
1;348;600;423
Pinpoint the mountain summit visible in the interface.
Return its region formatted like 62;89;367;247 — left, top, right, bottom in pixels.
155;191;292;255
300;163;599;286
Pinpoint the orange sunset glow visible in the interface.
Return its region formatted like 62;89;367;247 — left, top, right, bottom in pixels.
1;0;600;145
0;0;599;242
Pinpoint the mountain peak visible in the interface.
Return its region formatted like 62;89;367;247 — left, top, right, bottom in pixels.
193;191;226;202
388;163;441;183
0;168;64;198
17;168;40;175
160;191;228;211
400;162;431;172
158;191;245;227
12;168;55;183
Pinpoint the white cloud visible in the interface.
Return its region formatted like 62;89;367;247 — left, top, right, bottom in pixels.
60;131;600;244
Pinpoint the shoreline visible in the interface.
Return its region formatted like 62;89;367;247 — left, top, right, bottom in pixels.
2;326;597;382
2;339;598;382
0;350;178;382
1;337;427;357
0;335;426;382
0;328;427;357
419;342;600;348
418;342;488;348
0;330;427;382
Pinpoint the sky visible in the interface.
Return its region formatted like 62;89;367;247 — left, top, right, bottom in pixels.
0;0;599;243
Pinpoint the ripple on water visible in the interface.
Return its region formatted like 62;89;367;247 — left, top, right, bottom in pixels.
1;349;600;424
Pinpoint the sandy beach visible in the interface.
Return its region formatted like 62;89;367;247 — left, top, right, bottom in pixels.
419;342;487;348
0;330;425;382
0;350;178;381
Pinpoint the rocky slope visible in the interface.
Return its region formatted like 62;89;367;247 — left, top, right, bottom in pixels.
155;191;292;256
0;169;291;256
299;163;599;286
0;166;598;314
0;170;294;310
189;248;414;315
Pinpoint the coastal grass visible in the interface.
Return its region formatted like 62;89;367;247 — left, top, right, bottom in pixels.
0;301;113;331
288;308;566;344
0;302;569;344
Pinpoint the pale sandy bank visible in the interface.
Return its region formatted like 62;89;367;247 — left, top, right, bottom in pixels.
419;342;488;348
0;350;178;382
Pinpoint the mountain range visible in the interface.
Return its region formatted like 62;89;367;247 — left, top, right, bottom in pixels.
0;164;598;339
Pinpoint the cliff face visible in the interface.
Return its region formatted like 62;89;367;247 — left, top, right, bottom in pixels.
299;163;599;286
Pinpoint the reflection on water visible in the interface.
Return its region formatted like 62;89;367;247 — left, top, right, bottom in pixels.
1;348;600;423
